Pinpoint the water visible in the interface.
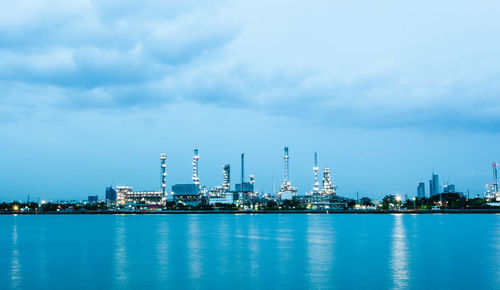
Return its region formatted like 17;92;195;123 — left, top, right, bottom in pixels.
1;214;499;289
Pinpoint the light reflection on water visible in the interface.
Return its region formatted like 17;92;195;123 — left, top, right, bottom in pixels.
187;215;201;280
114;216;128;288
156;219;169;282
10;222;20;289
495;214;500;285
248;216;260;278
390;214;409;289
3;214;500;289
307;215;334;286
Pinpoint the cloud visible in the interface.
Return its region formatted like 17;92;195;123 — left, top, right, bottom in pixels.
1;0;500;132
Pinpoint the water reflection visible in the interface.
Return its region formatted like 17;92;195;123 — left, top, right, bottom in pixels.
187;215;201;280
495;214;500;285
10;222;21;289
276;216;293;277
390;214;409;289
113;216;128;288
156;219;169;281
306;215;334;287
248;216;260;277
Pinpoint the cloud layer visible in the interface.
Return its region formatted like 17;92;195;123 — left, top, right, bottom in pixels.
1;0;500;131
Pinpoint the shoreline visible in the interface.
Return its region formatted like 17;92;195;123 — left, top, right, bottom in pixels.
2;209;500;215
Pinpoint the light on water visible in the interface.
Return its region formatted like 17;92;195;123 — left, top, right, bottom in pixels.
1;214;500;289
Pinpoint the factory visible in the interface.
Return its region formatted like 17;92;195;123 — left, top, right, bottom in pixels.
104;146;340;209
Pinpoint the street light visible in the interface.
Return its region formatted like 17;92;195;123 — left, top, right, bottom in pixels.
395;195;401;211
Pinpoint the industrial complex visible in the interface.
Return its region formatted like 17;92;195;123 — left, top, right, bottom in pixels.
6;146;499;214
102;147;349;210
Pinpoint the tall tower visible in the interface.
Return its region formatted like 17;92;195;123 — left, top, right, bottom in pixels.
192;149;200;187
284;147;289;183
313;152;319;194
160;153;167;202
493;162;498;193
241;153;245;186
223;164;230;191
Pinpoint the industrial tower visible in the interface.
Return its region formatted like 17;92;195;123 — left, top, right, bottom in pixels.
241;153;245;186
223;164;230;191
279;146;297;198
320;167;336;195
493;162;498;194
160;153;167;202
312;152;320;194
192;149;200;187
284;147;289;183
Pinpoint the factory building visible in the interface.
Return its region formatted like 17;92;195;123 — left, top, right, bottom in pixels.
172;184;200;206
116;186;162;205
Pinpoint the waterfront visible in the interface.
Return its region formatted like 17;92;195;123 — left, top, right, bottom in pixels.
2;214;500;289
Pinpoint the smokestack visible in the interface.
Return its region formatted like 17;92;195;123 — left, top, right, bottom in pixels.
284;147;289;182
493;162;498;193
241;153;245;185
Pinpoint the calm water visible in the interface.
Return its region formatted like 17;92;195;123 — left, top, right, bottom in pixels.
1;214;500;289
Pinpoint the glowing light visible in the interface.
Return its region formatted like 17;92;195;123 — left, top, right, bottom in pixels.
13;205;19;211
395;195;401;202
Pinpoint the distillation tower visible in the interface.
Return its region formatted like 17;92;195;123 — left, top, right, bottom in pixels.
223;164;231;192
312;152;320;195
279;147;297;198
160;153;167;202
192;149;200;188
320;167;337;195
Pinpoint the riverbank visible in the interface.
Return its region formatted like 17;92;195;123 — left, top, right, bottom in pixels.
3;209;500;214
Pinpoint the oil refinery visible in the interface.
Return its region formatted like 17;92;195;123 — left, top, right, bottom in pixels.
105;146;342;209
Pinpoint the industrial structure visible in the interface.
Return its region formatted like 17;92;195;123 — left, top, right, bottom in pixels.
161;153;167;202
311;152;320;195
208;164;234;204
235;153;255;201
104;147;348;209
115;186;162;205
486;162;500;203
320;168;336;195
278;147;297;200
172;149;205;206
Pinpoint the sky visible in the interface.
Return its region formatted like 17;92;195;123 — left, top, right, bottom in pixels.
1;0;500;201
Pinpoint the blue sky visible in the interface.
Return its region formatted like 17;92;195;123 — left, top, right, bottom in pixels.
1;0;500;201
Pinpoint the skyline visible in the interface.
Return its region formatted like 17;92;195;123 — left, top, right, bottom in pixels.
1;0;500;200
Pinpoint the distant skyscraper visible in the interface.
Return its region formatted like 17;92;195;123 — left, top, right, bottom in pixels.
88;195;98;203
105;186;117;202
429;173;440;196
417;182;426;199
443;184;456;193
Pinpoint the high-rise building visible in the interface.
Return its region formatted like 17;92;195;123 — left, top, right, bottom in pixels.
429;173;440;196
417;182;426;199
105;186;117;202
443;184;456;193
88;195;98;203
